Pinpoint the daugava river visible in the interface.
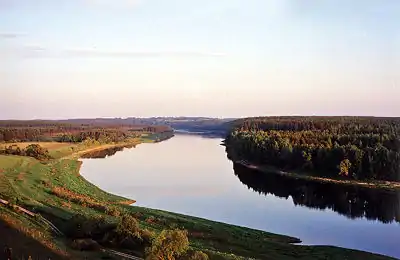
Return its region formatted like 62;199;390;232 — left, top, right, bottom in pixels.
80;134;400;259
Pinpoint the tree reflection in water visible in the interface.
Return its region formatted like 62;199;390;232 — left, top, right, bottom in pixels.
232;163;400;224
81;146;132;159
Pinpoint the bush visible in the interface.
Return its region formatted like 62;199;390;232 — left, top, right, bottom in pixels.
1;145;24;156
0;144;50;160
70;239;101;251
105;206;122;217
189;251;209;260
104;214;153;250
115;214;141;239
25;144;50;160
65;214;111;239
146;229;189;260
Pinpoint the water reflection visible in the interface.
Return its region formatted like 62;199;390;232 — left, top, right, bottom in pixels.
233;163;400;224
80;135;400;258
81;146;133;159
174;131;225;139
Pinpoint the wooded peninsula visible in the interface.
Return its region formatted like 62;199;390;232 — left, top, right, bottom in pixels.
225;117;400;184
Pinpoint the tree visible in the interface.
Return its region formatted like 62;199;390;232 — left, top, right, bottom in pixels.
25;144;49;160
103;214;153;250
146;229;189;260
339;159;352;177
115;214;141;239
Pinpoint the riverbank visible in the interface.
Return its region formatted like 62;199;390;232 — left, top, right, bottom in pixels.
234;159;400;191
225;144;400;191
0;138;396;259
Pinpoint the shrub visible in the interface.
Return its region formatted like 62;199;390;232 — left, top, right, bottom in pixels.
188;251;209;260
105;206;122;217
115;214;141;239
25;144;50;160
145;229;189;260
1;145;25;156
65;214;110;239
141;228;155;243
70;239;101;251
104;214;153;250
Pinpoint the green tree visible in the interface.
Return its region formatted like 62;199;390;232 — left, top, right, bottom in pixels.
25;144;49;160
339;159;352;177
115;214;141;239
146;229;189;260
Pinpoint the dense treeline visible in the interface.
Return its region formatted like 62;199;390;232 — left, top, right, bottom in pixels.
233;163;400;224
0;121;173;142
225;117;400;182
55;129;130;143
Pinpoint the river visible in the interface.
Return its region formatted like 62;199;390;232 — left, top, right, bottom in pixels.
80;134;400;259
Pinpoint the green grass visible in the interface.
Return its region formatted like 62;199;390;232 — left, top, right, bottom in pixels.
0;139;396;260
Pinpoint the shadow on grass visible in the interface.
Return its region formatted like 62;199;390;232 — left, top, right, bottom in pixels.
0;217;67;260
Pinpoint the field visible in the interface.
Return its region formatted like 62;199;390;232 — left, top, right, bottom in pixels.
0;138;396;260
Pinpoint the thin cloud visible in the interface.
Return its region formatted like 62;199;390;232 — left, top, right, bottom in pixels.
0;33;22;39
64;49;226;58
17;46;226;59
84;0;141;8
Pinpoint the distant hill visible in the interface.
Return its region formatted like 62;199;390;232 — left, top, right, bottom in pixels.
59;117;236;135
0;117;237;140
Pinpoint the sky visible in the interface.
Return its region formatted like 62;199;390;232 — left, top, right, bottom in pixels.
0;0;399;119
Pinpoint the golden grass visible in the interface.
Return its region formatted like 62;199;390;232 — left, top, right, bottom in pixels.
51;186;103;208
51;186;125;217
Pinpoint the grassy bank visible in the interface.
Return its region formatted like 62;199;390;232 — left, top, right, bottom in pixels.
0;139;396;259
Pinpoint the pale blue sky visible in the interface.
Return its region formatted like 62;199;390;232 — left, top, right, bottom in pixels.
1;0;399;119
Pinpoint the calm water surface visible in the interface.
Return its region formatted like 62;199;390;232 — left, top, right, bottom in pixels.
80;135;400;258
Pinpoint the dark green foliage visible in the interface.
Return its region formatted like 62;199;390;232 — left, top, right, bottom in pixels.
226;117;400;181
64;214;153;252
70;239;101;251
233;163;400;224
0;144;50;160
55;130;128;143
104;214;154;250
0;145;23;156
0;120;173;142
64;214;112;240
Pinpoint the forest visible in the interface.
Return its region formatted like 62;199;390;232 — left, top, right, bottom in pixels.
0;120;173;143
225;117;400;182
233;163;400;224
